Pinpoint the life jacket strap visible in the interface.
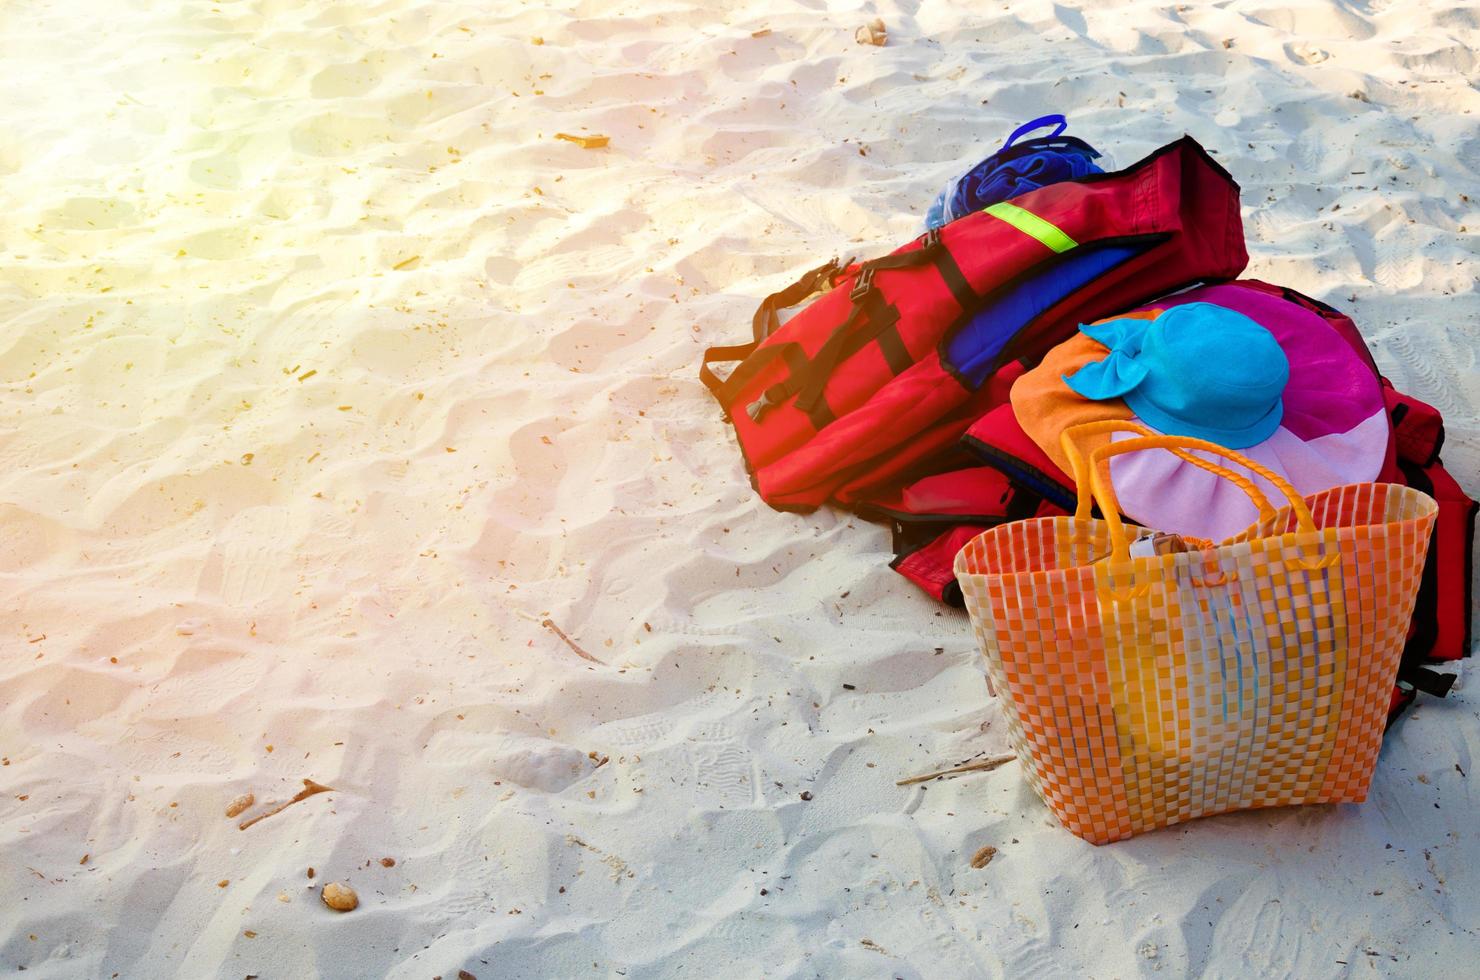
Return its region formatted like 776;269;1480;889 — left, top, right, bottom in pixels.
701;256;848;408
751;255;849;343
788;236;953;420
709;227;978;426
1397;665;1458;698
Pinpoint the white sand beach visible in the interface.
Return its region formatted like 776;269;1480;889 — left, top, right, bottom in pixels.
2;0;1478;976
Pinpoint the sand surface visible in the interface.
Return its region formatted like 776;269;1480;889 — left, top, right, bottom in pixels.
2;0;1478;977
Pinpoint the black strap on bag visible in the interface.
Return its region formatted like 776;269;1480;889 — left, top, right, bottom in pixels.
1393;459;1456;700
788;288;901;428
788;229;961;423
700;256;847;409
751;256;851;343
701;227;977;426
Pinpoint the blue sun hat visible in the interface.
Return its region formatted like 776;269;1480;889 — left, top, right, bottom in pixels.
1062;302;1290;448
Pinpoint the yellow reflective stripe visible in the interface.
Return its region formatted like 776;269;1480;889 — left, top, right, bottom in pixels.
984;201;1078;253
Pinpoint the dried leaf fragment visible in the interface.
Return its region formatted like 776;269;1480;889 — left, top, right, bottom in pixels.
238;779;334;830
225;793;255;818
970;845;998;869
541;619;605;664
554;132;609;149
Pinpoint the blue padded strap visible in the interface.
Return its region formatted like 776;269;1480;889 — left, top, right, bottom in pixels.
943;243;1146;388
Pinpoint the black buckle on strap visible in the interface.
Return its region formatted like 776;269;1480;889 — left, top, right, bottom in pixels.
849;265;875;302
922;226;941;250
745;390;776;422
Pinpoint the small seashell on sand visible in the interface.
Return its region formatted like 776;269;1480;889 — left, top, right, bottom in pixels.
856;18;886;45
321;881;358;912
225;793;255;818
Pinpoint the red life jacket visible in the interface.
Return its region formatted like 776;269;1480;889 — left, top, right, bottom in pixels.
701;137;1248;512
1384;384;1476;686
893;281;1475;723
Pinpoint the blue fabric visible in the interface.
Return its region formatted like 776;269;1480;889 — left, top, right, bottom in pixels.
1063;302;1291;449
945;244;1145;388
925;115;1104;230
1062;317;1154;396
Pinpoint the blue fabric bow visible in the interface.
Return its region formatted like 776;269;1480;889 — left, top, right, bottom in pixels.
1061;317;1152;400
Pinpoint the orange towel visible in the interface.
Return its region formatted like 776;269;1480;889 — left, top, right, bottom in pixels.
1010;309;1160;474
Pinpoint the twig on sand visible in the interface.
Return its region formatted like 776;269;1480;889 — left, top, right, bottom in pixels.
542;619;605;665
238;779;335;830
896;753;1016;786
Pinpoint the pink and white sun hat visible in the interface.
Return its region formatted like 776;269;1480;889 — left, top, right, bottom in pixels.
1015;282;1391;541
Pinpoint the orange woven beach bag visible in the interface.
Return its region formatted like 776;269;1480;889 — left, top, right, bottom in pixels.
954;420;1438;844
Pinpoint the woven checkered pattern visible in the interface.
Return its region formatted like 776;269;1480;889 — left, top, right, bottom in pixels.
956;482;1437;844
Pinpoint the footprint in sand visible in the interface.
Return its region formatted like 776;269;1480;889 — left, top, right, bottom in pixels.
146;646;269;717
693;741;756;807
603;714;674;749
203;506;295;608
684;721;759;806
117;725;237;774
1231;896;1291;973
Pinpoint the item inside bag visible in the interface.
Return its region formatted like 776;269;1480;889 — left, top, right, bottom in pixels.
1127;529;1192;558
1092;528;1191;563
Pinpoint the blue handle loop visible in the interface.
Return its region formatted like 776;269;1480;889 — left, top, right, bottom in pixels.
1001;114;1068;150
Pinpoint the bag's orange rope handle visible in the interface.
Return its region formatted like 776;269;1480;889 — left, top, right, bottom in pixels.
1060;420;1280;525
1086;435;1319;564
